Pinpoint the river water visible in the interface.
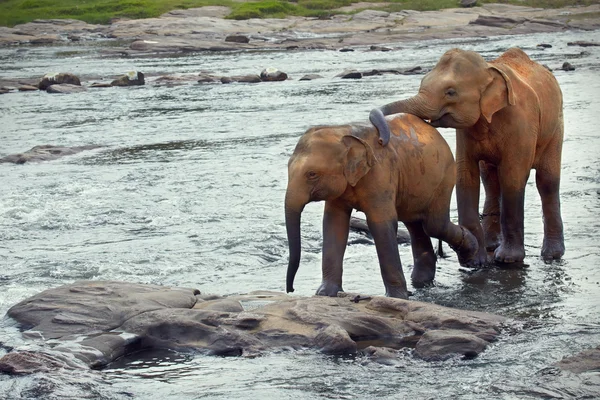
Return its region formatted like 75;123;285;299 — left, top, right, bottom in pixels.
0;30;599;399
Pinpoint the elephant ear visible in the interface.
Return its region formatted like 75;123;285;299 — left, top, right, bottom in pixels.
342;135;375;187
480;64;517;124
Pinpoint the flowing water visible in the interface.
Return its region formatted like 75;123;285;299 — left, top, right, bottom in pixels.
0;30;599;399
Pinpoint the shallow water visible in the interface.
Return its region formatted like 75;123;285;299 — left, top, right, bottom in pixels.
1;30;600;399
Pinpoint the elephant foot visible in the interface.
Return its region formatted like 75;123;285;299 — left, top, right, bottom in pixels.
482;214;501;252
384;285;409;299
316;281;343;297
411;260;436;288
494;242;525;264
484;231;501;252
541;237;565;260
453;227;485;267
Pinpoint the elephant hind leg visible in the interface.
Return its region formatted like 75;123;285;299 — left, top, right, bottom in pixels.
535;128;564;260
423;171;484;267
480;161;502;252
405;221;436;287
536;168;565;260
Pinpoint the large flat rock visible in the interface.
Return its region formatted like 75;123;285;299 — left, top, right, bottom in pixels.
1;280;507;374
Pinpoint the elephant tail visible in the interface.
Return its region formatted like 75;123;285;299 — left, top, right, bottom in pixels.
369;108;391;146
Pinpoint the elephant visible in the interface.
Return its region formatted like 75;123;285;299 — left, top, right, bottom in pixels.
369;47;565;264
284;113;479;299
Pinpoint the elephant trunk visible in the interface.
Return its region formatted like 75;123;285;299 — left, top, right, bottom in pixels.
369;95;432;146
285;194;306;293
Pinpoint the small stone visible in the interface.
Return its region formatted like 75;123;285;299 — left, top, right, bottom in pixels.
537;43;552;49
561;62;575;71
339;48;354;52
225;34;250;44
460;0;477;7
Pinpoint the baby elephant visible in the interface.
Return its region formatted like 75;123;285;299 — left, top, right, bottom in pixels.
284;113;479;299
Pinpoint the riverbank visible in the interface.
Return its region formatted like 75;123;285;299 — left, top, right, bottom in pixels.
0;3;599;57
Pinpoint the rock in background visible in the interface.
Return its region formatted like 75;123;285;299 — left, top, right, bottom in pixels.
38;72;81;90
111;71;145;86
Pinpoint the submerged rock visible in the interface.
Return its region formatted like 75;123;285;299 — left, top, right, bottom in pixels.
111;71;145;86
46;83;87;94
0;281;508;374
17;85;39;91
220;75;261;84
0;145;103;164
567;41;600;47
337;70;362;79
38;72;81;90
554;346;600;373
299;74;324;81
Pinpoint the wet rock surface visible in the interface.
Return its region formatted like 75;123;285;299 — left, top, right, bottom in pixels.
0;280;508;374
46;83;87;94
554;346;600;374
110;71;145;86
0;145;104;164
38;72;81;90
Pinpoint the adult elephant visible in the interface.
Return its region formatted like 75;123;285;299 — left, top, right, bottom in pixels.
285;113;479;299
369;48;565;264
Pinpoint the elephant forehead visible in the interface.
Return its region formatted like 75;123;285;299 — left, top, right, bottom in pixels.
296;131;346;155
291;143;344;167
438;49;486;73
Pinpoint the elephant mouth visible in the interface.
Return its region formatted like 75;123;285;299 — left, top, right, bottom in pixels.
426;113;453;128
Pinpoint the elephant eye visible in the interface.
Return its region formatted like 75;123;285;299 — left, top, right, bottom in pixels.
445;88;457;97
306;171;319;180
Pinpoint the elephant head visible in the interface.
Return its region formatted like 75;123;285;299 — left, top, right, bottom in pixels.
370;48;516;144
285;127;375;293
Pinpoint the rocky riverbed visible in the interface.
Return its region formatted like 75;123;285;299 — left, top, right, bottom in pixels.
1;3;599;56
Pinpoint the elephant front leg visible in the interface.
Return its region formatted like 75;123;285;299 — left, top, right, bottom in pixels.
316;201;351;297
480;161;502;252
366;216;408;299
456;140;487;266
